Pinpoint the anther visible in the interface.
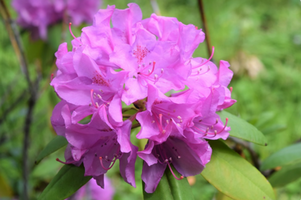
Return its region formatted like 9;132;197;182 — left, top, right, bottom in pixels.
230;87;233;93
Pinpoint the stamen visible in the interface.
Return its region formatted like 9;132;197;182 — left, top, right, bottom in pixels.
90;89;98;108
191;65;210;76
99;156;117;170
215;118;228;134
68;22;81;44
172;147;181;159
158;114;166;134
177;116;183;123
146;61;156;76
159;114;163;128
51;73;54;81
167;163;184;180
230;87;233;93
195;118;229;137
192;46;215;70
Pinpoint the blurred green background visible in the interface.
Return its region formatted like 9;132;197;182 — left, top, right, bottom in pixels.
1;0;301;199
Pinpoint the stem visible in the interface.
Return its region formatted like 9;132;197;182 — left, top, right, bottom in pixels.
131;123;141;129
150;0;161;15
198;0;214;62
122;107;138;113
0;2;40;199
0;0;32;89
0;90;28;124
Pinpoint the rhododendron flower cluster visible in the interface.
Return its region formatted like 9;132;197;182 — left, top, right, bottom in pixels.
50;3;236;193
12;0;101;39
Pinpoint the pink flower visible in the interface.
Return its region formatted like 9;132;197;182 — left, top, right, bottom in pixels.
52;101;138;187
50;3;236;193
12;0;101;40
138;134;212;193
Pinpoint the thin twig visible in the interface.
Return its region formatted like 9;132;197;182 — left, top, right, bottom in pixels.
228;137;261;169
0;89;28;124
198;0;213;60
131;123;141;129
0;0;32;90
150;0;161;16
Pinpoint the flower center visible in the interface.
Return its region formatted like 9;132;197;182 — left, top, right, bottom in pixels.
90;89;111;108
92;71;109;86
133;45;149;64
154;142;183;180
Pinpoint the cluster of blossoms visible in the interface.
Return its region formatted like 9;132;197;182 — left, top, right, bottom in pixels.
51;3;236;193
12;0;101;39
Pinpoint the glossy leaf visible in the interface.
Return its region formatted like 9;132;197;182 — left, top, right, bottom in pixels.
201;140;275;200
268;162;301;187
218;111;267;146
35;135;68;164
143;165;194;200
38;164;92;200
216;191;234;200
261;143;301;170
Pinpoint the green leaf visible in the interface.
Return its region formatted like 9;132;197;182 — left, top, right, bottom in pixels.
218;111;267;146
261;143;301;170
35;136;68;164
216;191;234;200
201;140;275;200
268;162;301;187
143;165;194;200
38;164;92;200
